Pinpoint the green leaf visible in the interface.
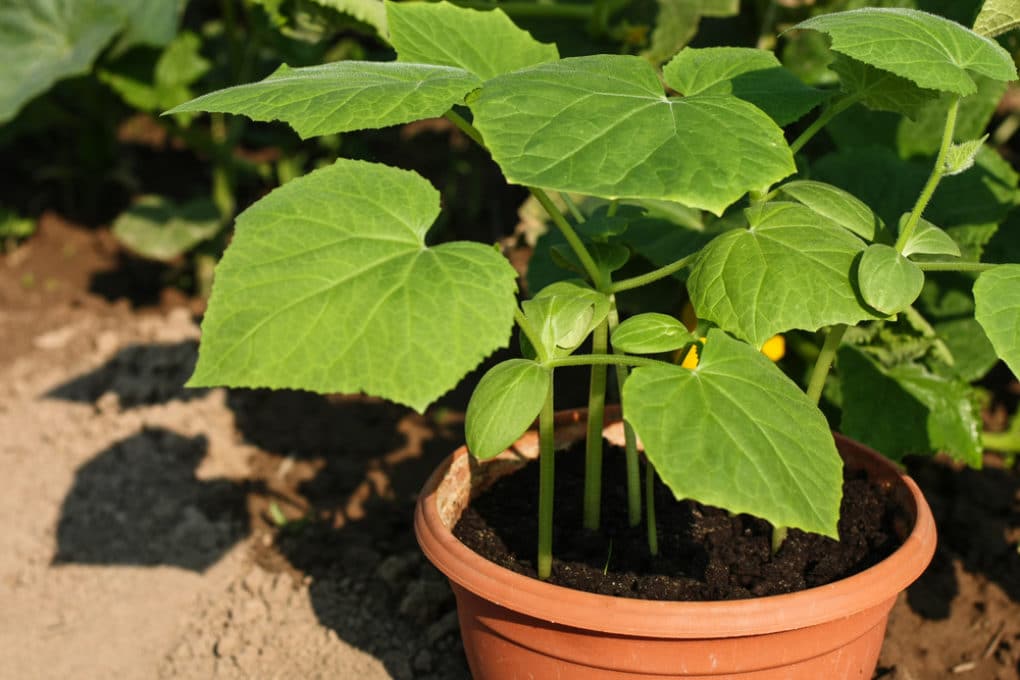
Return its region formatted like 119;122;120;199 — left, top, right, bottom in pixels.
838;344;983;465
829;54;938;119
929;146;1019;226
0;0;127;123
578;205;641;241
466;359;550;460
688;202;876;348
944;135;988;176
812;146;928;228
524;281;611;356
165;61;480;138
112;195;221;262
312;0;387;37
470;55;795;216
387;0;557;80
611;313;694;354
640;1;699;65
795;8;1017;95
974;264;1020;378
0;207;34;239
101;31;211;116
624;329;843;537
663;47;828;125
897;76;1005;158
974;0;1020;37
934;317;999;382
188;159;519;412
775;180;881;240
901;216;961;257
116;0;183;51
858;244;925;315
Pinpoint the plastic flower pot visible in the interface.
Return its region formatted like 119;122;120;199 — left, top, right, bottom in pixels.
414;409;937;679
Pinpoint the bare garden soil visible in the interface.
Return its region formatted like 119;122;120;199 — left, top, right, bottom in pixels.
1;212;1018;679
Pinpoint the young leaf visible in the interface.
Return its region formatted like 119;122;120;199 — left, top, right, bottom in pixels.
466;359;550;460
974;264;1020;378
944;135;988;176
974;0;1020;37
165;62;481;138
663;47;828;125
775;180;881;241
829;55;938;120
523;282;611;356
188;159;519;413
0;0;127;123
901;216;961;258
623;329;843;538
838;345;983;466
470;55;795;216
611;313;693;354
112;195;220;262
387;0;557;80
688;202;876;349
101;31;211;116
857;244;925;315
795;8;1017;95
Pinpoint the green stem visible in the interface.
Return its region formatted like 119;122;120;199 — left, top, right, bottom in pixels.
545;354;668;370
645;460;659;556
584;320;609;530
756;0;778;50
532;187;604;288
444;109;486;146
611;252;697;293
895;96;961;253
607;301;642;527
561;192;586;223
514;306;549;363
917;261;997;273
537;378;556;580
771;526;788;555
983;429;1020;453
789;93;862;156
806;324;847;405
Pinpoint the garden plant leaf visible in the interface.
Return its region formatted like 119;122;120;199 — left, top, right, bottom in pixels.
312;0;387;37
901;216;961;257
795;8;1017;95
112;195;221;262
775;180;880;240
611;313;694;354
623;329;843;537
166;61;480;138
387;0;557;80
828;55;938;120
188;159;519;412
470;55;795;216
687;202;876;348
974;264;1020;377
466;359;550;460
974;0;1020;37
858;244;925;315
524;281;611;356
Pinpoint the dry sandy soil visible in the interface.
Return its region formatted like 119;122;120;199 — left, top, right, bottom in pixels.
0;215;1017;679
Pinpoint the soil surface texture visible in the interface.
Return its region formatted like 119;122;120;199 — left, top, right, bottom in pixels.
1;218;1018;679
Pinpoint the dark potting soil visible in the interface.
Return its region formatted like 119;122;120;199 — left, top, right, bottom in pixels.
453;442;911;601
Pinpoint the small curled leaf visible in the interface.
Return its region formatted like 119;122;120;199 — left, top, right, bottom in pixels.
611;313;694;354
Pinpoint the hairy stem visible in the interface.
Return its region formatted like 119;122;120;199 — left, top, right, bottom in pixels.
611;252;697;293
806;324;847;405
444;109;486;146
537;379;556;580
895;96;961;253
584;321;609;530
917;261;998;273
789;93;862;156
545;354;668;370
532;188;604;288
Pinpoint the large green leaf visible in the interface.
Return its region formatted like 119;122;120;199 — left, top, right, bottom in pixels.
466;359;550;460
688;203;876;348
0;0;126;123
974;264;1020;378
663;47;828;126
313;0;387;37
795;8;1016;95
775;180;881;240
974;0;1020;37
470;55;795;216
839;344;983;465
188;159;519;412
829;55;938;120
112;195;220;262
387;0;557;80
165;61;481;138
623;329;843;537
857;244;925;315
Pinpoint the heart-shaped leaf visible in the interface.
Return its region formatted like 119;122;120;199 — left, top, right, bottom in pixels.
166;61;480;138
974;264;1020;378
901;216;961;258
387;0;557;79
829;55;939;120
466;359;550;459
688;202;876;348
112;195;220;262
858;244;925;315
795;8;1017;95
470;55;795;216
523;281;611;356
611;313;693;354
623;329;842;537
663;47;828;125
188;159;519;412
974;0;1020;38
775;180;880;240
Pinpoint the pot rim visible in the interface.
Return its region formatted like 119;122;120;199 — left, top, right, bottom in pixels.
414;414;937;638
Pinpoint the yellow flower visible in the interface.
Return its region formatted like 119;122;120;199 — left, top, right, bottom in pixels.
681;334;785;369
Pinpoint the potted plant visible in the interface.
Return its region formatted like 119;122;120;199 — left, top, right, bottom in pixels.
170;1;1020;677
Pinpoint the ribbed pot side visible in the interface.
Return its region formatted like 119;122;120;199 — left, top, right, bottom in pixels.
414;411;937;679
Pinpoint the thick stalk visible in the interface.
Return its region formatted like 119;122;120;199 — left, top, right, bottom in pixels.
545;354;667;370
607;302;642;527
806;324;848;405
537;379;556;579
645;460;659;555
895;96;961;252
583;321;610;530
918;261;997;273
561;192;585;223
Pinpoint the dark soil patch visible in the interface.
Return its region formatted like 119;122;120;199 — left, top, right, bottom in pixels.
455;442;908;601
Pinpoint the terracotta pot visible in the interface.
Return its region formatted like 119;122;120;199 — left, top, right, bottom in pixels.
414;409;937;679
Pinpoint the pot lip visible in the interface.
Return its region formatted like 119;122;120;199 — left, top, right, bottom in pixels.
414;417;937;638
